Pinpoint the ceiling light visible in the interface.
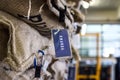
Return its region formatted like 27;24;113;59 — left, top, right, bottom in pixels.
90;0;95;5
89;0;100;7
82;1;90;9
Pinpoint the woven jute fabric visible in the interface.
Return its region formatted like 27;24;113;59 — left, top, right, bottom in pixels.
66;0;91;7
0;0;84;35
71;8;85;23
0;0;75;39
0;61;35;80
0;0;46;17
0;11;50;72
0;0;52;38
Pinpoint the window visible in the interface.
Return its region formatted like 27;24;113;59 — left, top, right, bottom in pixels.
80;24;120;58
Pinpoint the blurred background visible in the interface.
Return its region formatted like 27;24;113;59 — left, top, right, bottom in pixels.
76;0;120;80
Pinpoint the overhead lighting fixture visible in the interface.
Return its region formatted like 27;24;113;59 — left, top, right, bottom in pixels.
81;1;90;9
89;0;100;7
90;0;95;5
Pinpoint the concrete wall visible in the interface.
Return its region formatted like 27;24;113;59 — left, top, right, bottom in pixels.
85;9;120;24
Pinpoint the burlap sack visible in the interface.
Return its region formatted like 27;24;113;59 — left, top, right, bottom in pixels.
51;60;68;80
46;0;74;32
0;0;75;39
66;0;91;8
0;0;45;17
0;61;35;80
0;11;70;80
0;11;50;72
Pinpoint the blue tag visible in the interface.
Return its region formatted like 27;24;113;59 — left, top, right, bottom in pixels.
52;29;72;58
68;65;76;80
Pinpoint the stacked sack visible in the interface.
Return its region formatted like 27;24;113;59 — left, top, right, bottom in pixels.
0;0;90;80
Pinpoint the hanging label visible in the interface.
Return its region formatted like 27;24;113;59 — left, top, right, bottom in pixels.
68;64;76;80
52;29;72;58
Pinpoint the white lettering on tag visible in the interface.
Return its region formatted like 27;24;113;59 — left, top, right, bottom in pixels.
59;35;65;50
